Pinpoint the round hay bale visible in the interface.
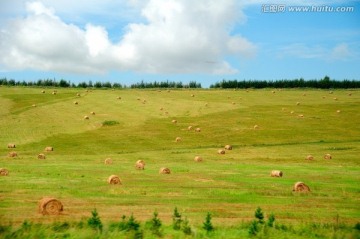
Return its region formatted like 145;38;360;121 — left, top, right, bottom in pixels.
38;197;63;215
74;101;78;105
38;153;46;159
296;102;300;105
195;127;201;132
232;102;236;105
76;93;80;97
45;146;53;152
194;156;203;162
8;151;17;157
293;182;310;192
188;126;193;131
7;143;16;148
117;96;121;100
224;145;232;150
218;149;225;155
336;110;341;113
32;104;37;107
160;107;164;111
41;90;45;93
108;175;121;185
348;93;352;96
159;167;171;174
191;94;195;97
306;155;314;160
135;160;145;170
329;91;333;94
104;158;113;164
175;137;181;142
270;170;283;177
333;97;338;101
290;111;295;114
298;114;304;118
324;154;332;160
90;111;96;115
52;91;57;95
0;168;9;176
253;125;259;130
84;116;89;120
272;90;276;94
172;119;177;124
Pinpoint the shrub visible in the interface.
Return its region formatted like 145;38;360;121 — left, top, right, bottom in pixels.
87;209;103;233
248;220;259;236
172;207;182;230
182;217;192;235
267;213;275;227
203;212;214;233
102;120;120;126
255;207;264;224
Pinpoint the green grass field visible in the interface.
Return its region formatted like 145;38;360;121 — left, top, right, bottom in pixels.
0;86;359;238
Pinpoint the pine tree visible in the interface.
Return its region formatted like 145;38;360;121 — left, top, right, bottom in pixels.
202;212;214;233
172;207;182;230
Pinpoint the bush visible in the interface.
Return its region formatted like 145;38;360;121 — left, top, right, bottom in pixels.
102;120;120;126
172;207;182;230
182;217;192;236
87;209;103;233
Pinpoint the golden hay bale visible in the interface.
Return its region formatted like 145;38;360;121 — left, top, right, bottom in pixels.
296;102;300;105
322;96;326;99
188;126;193;131
45;146;53;152
117;96;121;99
160;107;164;111
32;104;37;107
108;175;121;185
290;111;295;114
41;90;45;93
90;111;96;115
159;167;171;174
76;93;80;97
336;110;341;113
175;137;181;142
135;160;145;170
232;102;236;105
172;119;177;124
329;91;333;94
298;114;304;118
253;125;259;130
191;94;195;97
348;93;352;96
0;168;9;176
38;153;46;159
224;145;232;150
8;151;17;157
333;97;338;101
272;90;276;94
270;170;283;177
7;143;16;148
324;154;332;160
293;182;310;192
218;149;225;155
195;128;201;132
306;155;314;160
74;101;78;105
104;158;113;164
84;116;89;120
52;91;57;95
194;156;203;162
38;197;63;215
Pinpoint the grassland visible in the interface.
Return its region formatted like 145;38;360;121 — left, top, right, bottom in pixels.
0;86;359;238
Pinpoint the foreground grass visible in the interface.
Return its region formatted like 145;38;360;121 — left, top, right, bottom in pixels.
0;87;359;238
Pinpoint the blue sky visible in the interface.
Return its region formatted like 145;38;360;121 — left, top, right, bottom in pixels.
0;0;359;87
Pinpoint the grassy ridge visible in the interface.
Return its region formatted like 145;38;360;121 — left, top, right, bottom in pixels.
0;87;359;231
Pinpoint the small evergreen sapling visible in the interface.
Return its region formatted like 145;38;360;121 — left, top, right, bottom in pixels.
87;209;103;233
202;212;214;233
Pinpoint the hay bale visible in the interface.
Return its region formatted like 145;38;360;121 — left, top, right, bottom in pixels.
298;114;304;118
324;154;332;160
293;182;310;192
135;160;145;170
333;97;338;101
296;102;300;105
195;128;201;132
108;175;121;185
104;158;113;164
38;197;63;215
191;94;195;97
52;91;57;95
188;126;193;131
172;119;177;124
306;155;314;160
84;116;89;120
45;146;53;152
117;96;121;100
8;151;17;157
159;167;171;174
74;101;78;105
253;125;259;130
90;111;96;115
270;170;283;177
32;104;37;107
76;93;81;97
348;93;352;96
336;110;341;113
175;137;181;142
38;153;46;159
0;168;9;176
290;111;295;114
218;149;225;154
7;143;16;148
160;107;164;111
224;145;232;150
194;156;203;162
41;90;45;93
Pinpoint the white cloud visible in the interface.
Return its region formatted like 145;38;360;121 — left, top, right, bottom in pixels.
330;43;352;60
0;0;256;75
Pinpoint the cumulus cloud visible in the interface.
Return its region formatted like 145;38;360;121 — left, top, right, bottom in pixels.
0;0;257;75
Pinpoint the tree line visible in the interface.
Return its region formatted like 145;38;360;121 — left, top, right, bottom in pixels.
1;76;359;89
0;78;201;89
210;76;360;89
